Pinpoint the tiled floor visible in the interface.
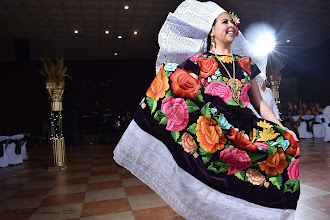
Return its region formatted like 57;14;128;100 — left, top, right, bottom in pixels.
0;138;329;220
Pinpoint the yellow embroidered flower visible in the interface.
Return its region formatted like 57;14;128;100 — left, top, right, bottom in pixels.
220;56;234;64
249;128;256;142
257;120;273;129
257;128;280;142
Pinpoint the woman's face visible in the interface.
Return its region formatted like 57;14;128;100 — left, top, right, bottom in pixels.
210;13;237;45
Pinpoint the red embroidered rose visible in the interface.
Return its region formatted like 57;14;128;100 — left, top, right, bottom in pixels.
240;83;251;106
287;158;300;180
205;81;232;103
258;149;288;176
196;116;226;153
201;78;209;87
182;133;198;153
170;68;202;98
219;148;252;175
237;57;251;76
285;131;300;156
197;56;218;78
227;127;258;152
146;66;170;100
246;168;265;185
161;97;189;132
189;53;202;62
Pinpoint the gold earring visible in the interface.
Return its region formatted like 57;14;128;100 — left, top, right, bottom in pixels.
211;36;216;51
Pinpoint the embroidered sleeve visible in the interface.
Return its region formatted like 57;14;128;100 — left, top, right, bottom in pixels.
250;58;260;80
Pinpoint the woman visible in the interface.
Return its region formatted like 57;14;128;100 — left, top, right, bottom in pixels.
114;1;300;219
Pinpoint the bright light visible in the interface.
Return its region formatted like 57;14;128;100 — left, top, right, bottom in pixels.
105;30;109;34
244;22;276;55
74;30;79;34
133;31;138;35
124;5;129;10
287;39;290;43
118;36;122;39
114;53;118;56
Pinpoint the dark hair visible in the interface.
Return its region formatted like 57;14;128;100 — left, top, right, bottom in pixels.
207;18;218;51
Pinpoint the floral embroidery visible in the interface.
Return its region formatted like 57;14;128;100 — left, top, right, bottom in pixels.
170;68;202;98
257;128;280;142
146;66;169;101
201;78;209;87
285;131;300;156
161;97;189;132
182;132;198;153
227;127;258;152
205;81;232;103
189;53;202;62
246;168;265;185
257;120;273;129
237;57;251;76
254;142;269;149
258;149;288;176
287;158;300;180
164;62;178;71
196;116;226;153
240;83;251;106
219;56;234;63
197;56;218;78
219;148;252;175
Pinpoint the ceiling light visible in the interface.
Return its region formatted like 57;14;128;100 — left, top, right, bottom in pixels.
105;30;110;34
74;30;79;34
114;53;118;56
124;5;129;10
118;36;122;39
133;31;138;35
287;39;290;43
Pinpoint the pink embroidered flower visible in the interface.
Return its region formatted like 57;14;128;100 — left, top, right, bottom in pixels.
219;148;252;175
161;97;189;132
254;142;269;149
201;78;209;87
287;158;300;180
246;168;265;185
189;53;202;62
264;182;269;188
240;83;251;106
193;152;199;158
205;81;232;103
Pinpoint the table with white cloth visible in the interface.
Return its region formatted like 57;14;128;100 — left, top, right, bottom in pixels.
0;134;29;168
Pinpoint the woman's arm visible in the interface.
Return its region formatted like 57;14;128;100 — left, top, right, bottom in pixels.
249;79;299;141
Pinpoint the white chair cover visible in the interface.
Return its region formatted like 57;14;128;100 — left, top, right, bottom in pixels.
313;115;325;138
6;134;24;165
21;141;28;160
298;115;314;138
0;136;9;168
323;106;330;141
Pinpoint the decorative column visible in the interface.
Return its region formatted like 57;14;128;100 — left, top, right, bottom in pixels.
269;74;282;101
46;82;67;169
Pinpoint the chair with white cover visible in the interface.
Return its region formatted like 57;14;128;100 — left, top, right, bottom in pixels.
323;106;330;142
6;134;24;165
298;115;314;138
21;137;29;160
313;115;325;138
0;136;9;168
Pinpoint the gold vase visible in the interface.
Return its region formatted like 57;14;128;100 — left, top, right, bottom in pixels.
46;81;67;169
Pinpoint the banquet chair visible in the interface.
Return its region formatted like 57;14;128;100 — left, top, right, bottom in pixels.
298;115;314;138
21;137;29;160
313;115;325;138
0;136;9;168
323;114;330;142
6;134;24;165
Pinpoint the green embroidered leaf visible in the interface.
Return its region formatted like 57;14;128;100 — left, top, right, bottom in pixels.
251;163;260;169
284;179;300;193
227;98;239;106
199;147;207;156
201;151;213;164
139;97;146;105
207;163;218;172
201;102;211;117
177;137;183;145
269;175;283;190
266;146;277;156
186;100;200;113
286;155;294;163
194;90;204;102
207;161;228;173
159;117;168;126
239;102;246;108
171;131;180;142
234;171;245;181
146;97;157;114
276;136;284;142
154;110;166;122
187;123;197;135
247;152;267;162
224;143;235;149
165;89;173;98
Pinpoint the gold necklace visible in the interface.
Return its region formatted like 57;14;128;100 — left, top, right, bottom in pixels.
213;53;240;104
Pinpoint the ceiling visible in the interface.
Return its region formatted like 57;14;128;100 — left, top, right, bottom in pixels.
0;0;329;62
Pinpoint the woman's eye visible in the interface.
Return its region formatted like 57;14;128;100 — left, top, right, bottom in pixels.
222;19;228;24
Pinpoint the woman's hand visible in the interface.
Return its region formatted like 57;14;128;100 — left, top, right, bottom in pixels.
286;129;299;142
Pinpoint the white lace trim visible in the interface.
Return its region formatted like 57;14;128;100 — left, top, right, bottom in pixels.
113;120;295;220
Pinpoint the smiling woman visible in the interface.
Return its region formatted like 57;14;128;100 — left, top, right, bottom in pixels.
113;1;300;219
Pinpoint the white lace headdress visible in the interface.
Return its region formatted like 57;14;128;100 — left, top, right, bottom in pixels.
156;0;267;80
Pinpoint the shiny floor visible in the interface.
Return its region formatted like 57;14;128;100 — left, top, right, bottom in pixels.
0;138;329;220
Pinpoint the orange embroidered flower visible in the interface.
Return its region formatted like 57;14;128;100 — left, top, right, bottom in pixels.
219;56;234;63
227;79;242;88
285;130;300;156
227;127;258;152
258;149;288;176
196;116;226;153
223;77;229;82
246;168;265;185
181;133;198;153
146;66;170;101
170;68;202;98
237;57;251;76
197;57;218;78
